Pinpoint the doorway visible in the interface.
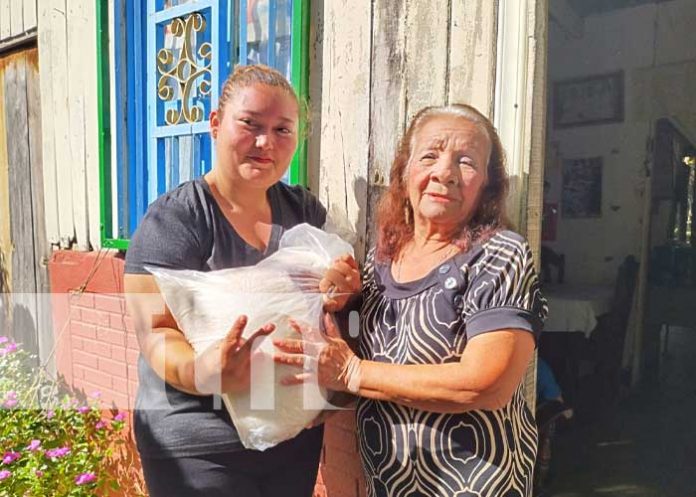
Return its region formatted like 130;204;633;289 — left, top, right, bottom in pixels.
538;1;696;495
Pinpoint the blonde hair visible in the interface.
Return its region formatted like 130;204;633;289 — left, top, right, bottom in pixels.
217;64;306;124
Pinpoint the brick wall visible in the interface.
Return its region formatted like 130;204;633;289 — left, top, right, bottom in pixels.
48;250;365;496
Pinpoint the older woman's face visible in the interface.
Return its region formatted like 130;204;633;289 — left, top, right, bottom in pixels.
406;116;491;230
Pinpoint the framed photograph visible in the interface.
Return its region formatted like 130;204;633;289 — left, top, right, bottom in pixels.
553;71;624;128
562;157;603;218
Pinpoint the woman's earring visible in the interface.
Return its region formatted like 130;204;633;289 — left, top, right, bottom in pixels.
404;202;412;225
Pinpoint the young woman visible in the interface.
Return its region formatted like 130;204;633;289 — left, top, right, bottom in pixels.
124;64;359;497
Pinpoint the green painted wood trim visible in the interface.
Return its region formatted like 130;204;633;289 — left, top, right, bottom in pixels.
288;0;309;186
101;238;130;250
97;0;117;247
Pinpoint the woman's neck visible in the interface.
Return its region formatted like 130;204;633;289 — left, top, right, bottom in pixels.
205;170;268;213
411;222;459;251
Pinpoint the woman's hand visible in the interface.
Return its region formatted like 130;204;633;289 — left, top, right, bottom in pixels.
320;255;361;312
273;313;360;393
194;315;276;395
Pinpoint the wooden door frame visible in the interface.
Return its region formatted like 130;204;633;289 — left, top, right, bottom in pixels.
494;0;549;408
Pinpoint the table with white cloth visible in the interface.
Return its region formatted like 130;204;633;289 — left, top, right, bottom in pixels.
543;284;614;337
539;284;614;407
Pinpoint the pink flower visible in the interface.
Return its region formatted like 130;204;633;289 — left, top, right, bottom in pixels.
77;406;90;414
75;472;96;485
26;440;41;452
45;446;70;459
0;469;10;480
113;411;127;422
95;421;107;430
35;470;44;477
45;409;55;419
4;342;17;353
3;391;18;409
0;336;8;344
2;452;20;465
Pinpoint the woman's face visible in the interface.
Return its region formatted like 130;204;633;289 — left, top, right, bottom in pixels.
210;84;299;189
406;115;491;231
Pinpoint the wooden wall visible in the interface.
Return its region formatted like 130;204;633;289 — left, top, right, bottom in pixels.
309;0;499;258
37;0;101;250
0;0;37;45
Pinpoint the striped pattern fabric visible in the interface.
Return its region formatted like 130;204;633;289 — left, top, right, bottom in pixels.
357;230;547;497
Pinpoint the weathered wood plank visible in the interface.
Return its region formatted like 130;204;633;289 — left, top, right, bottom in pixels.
0;0;11;40
316;0;371;259
521;0;549;410
5;54;39;354
5;55;32;289
67;0;89;250
37;0;60;245
26;48;54;372
525;0;549;261
306;0;324;196
83;0;101;250
0;58;11;289
448;0;498;116
22;0;36;32
365;0;407;248
49;0;75;248
403;0;449;121
10;0;23;37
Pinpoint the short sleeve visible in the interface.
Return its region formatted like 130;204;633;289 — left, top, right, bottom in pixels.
462;232;547;341
124;197;204;274
304;190;327;229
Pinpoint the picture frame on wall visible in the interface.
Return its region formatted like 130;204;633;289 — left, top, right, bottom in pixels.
553;71;624;128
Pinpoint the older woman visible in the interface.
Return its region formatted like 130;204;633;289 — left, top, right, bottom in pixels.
275;103;547;497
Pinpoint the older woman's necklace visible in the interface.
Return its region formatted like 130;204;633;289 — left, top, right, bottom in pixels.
395;243;458;282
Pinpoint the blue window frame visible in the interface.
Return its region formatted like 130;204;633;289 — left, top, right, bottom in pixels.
99;0;309;248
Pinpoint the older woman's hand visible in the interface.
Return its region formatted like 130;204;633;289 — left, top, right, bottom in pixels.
320;255;361;312
273;313;361;393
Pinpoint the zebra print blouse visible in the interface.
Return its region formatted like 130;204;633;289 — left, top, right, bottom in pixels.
357;230;548;497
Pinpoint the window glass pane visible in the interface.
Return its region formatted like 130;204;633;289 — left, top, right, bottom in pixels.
162;0;196;8
245;0;292;79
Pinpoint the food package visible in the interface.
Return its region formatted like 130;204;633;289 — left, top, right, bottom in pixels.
147;224;353;451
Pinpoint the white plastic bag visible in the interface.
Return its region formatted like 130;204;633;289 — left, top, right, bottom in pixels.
147;223;354;451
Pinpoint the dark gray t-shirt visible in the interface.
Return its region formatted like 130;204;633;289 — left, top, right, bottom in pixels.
124;177;326;458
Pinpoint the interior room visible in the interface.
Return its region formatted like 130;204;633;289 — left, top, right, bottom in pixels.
537;0;696;495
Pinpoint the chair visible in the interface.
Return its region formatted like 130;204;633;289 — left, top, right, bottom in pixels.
533;400;571;496
541;246;565;284
588;255;639;401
